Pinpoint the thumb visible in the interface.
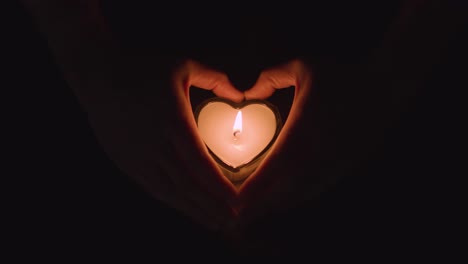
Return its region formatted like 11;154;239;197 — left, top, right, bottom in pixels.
187;60;245;103
244;66;296;100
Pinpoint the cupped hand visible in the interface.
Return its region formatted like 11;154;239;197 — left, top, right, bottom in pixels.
21;0;334;236
233;59;329;231
20;0;245;231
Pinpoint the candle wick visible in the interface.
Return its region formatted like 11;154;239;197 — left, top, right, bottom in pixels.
233;130;240;138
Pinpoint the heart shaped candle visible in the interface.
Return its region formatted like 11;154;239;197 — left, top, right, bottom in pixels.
195;98;282;183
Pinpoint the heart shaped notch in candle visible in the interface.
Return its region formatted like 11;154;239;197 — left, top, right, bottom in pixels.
195;98;282;184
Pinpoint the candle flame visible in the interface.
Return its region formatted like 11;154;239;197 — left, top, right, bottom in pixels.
233;110;242;134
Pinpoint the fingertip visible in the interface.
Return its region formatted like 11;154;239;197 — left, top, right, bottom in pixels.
244;89;254;100
225;83;245;103
213;85;244;103
232;90;245;103
244;89;266;100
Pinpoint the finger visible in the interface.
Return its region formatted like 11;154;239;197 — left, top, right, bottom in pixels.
244;66;296;100
187;61;244;103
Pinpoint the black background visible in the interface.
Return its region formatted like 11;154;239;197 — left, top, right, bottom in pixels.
5;0;466;259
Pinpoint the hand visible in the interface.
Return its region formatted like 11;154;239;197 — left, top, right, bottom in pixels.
233;59;328;231
19;1;245;231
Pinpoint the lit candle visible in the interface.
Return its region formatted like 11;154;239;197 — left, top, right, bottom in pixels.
195;98;282;183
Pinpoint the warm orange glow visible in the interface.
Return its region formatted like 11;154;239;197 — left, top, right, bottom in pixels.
233;110;242;134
